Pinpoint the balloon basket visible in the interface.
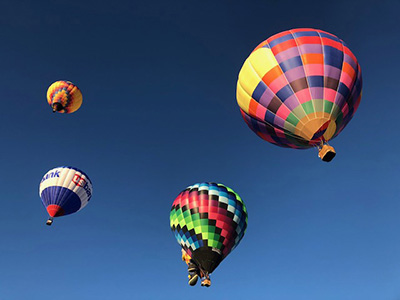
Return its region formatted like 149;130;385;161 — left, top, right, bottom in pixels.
318;145;336;162
201;278;211;287
52;103;63;113
188;274;199;286
46;218;53;226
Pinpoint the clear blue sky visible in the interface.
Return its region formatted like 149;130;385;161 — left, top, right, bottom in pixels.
0;0;399;299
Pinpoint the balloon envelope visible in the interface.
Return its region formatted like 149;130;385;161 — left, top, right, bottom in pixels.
39;166;92;218
47;80;83;113
237;28;362;149
170;183;248;274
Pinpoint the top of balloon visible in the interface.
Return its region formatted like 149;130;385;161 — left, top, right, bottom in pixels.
47;80;83;113
236;28;362;162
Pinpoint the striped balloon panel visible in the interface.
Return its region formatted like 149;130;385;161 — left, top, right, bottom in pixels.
46;80;83;113
237;28;362;149
39;166;92;217
170;183;248;260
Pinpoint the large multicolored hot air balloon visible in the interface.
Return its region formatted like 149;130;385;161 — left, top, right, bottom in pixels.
170;182;248;286
237;28;362;162
39;166;93;225
46;80;83;113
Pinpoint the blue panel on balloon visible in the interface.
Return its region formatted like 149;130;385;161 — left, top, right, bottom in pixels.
40;186;82;216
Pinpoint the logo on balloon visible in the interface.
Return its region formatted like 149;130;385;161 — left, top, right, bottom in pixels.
73;174;86;187
40;170;60;183
73;174;92;198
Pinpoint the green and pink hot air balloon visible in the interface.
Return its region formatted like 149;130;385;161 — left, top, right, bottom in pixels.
170;182;248;287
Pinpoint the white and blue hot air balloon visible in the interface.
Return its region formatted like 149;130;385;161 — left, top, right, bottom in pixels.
39;166;93;226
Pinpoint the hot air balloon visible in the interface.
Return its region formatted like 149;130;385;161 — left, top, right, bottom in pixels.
236;28;362;162
39;166;92;225
170;183;248;287
46;80;83;113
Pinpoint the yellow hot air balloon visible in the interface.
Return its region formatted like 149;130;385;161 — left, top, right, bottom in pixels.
46;80;83;113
